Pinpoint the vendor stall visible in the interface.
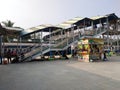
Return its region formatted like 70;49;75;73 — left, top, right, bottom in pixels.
77;38;104;62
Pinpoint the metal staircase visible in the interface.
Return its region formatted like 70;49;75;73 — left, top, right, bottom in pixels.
20;27;107;62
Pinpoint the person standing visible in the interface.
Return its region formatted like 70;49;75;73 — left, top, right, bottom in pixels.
0;55;2;64
103;51;108;61
6;49;12;63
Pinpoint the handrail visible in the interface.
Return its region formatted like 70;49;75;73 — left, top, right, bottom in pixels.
21;27;107;61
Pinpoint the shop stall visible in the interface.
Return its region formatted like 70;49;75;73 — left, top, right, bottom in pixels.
77;38;104;62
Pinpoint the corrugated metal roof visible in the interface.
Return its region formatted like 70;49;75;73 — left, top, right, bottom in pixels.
22;24;62;36
90;13;118;20
25;24;61;33
56;23;70;28
57;17;84;28
4;27;23;31
90;15;106;20
22;13;119;36
35;24;53;29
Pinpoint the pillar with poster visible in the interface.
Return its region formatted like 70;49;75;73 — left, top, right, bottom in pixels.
77;38;104;62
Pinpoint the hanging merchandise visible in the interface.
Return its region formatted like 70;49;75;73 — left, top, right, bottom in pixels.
77;38;104;62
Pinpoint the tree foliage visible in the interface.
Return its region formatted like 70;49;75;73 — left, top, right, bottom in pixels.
2;20;14;27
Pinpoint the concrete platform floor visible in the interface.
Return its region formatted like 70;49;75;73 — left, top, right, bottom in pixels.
0;56;120;90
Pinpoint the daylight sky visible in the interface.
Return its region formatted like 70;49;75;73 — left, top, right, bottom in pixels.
0;0;120;29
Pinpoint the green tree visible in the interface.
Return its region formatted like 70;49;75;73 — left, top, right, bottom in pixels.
0;23;9;42
0;23;6;35
1;20;15;42
2;20;14;27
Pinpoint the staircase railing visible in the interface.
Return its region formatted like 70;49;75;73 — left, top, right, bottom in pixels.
53;33;80;49
21;27;107;61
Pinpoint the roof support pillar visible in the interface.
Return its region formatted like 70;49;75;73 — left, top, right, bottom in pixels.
77;26;81;39
91;21;94;35
83;19;86;37
0;35;3;63
66;29;68;46
71;24;74;42
33;32;36;45
61;29;63;42
49;28;52;58
117;33;119;50
99;19;102;33
92;21;94;29
106;17;110;50
40;31;43;56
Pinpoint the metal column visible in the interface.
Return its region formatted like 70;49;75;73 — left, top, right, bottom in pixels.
39;31;43;56
19;37;22;52
106;17;110;50
99;19;102;33
83;19;86;37
71;24;75;41
117;33;119;50
49;28;52;58
91;21;94;35
34;33;36;46
0;35;3;64
116;21;119;50
77;26;80;39
61;29;63;42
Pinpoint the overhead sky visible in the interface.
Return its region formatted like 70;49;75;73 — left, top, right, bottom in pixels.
0;0;120;29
